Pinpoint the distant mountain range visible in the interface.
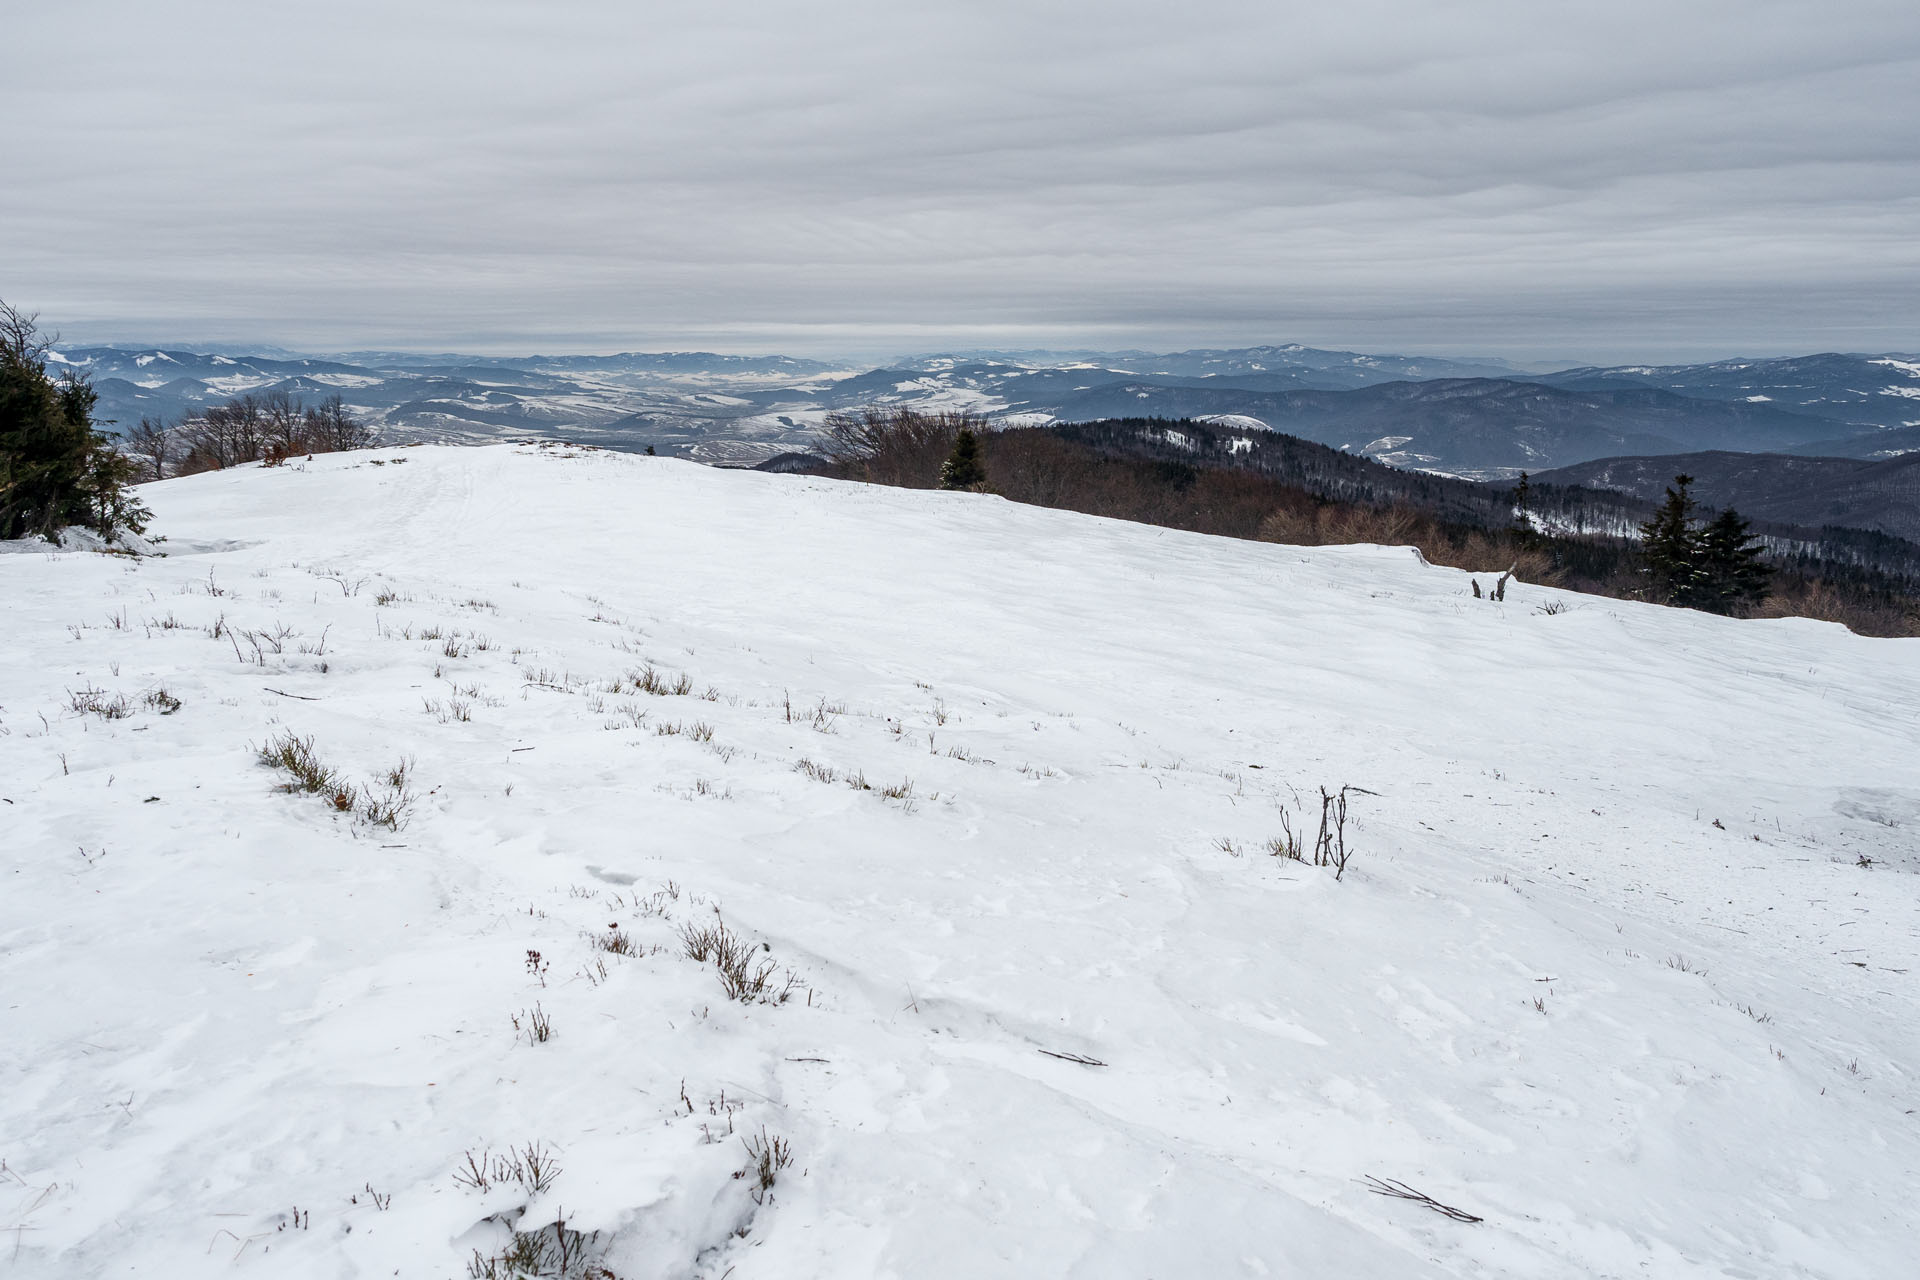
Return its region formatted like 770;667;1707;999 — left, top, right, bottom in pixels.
1531;354;1920;430
799;349;1920;476
1013;378;1834;473
1535;449;1920;544
50;346;857;466
55;341;1920;480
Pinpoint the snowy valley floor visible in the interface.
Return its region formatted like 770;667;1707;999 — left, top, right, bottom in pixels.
3;444;1918;1279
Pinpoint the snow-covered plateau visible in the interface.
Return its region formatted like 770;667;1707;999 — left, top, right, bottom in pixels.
3;444;1917;1279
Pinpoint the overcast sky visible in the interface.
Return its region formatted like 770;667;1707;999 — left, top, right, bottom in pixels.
5;0;1918;363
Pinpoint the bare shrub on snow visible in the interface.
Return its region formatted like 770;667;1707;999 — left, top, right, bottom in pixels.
258;730;356;811
465;1216;610;1280
626;664;693;696
739;1128;795;1204
257;731;416;829
360;759;417;830
510;1003;553;1045
453;1142;563;1196
1262;784;1369;881
68;687;133;720
679;919;804;1004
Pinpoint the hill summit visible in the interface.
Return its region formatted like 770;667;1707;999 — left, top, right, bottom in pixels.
3;444;1916;1278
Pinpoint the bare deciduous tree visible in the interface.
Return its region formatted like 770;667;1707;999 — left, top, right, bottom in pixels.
304;394;372;452
124;416;172;481
0;299;53;365
261;390;304;461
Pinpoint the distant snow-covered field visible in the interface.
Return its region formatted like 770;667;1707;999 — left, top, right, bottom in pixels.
3;444;1916;1278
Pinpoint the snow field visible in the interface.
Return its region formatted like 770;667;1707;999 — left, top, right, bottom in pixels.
2;443;1918;1278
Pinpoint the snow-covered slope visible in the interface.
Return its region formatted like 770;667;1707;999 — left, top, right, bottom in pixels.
4;445;1917;1279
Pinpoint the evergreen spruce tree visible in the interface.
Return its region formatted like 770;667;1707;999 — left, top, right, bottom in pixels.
0;301;148;543
939;426;986;490
1697;507;1771;613
1638;474;1701;606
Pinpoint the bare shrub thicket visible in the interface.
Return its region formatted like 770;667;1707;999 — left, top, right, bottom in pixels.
821;407;985;488
170;391;373;474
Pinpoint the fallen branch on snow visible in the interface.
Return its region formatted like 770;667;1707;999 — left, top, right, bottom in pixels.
1038;1049;1107;1067
1361;1175;1483;1223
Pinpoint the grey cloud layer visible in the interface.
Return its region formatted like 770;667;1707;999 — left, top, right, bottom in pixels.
5;0;1917;360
